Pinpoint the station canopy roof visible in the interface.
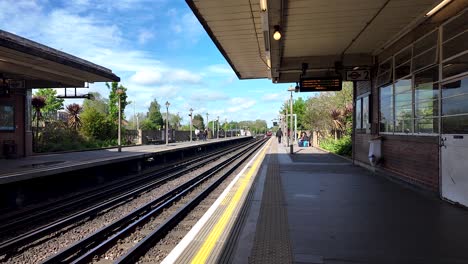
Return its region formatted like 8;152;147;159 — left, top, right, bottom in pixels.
0;30;120;88
187;0;450;83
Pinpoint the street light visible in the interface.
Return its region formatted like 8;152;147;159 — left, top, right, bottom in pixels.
287;86;296;154
217;116;220;139
225;118;227;137
116;88;124;152
189;108;193;142
165;101;170;145
206;113;209;139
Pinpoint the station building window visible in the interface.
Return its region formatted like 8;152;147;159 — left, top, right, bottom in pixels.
355;94;370;132
378;8;467;136
441;9;468;134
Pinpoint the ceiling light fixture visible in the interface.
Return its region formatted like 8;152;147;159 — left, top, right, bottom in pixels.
426;0;451;16
273;25;281;41
260;0;267;12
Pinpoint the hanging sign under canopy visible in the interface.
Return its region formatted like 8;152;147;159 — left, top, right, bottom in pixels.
299;77;342;92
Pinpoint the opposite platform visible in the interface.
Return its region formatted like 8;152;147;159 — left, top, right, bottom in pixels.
0;137;248;184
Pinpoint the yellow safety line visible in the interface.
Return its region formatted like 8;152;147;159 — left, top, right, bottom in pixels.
190;141;270;263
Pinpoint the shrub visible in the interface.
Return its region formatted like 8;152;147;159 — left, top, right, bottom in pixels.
320;135;352;156
80;108;117;141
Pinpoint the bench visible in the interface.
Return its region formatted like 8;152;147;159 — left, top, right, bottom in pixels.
145;136;164;144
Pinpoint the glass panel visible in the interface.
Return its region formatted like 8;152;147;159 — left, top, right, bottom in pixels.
413;47;437;72
378;59;392;74
442;114;468;134
380;85;393;132
416;99;438;118
395;119;413;134
395;46;412;66
443;31;468;60
380;115;394;133
442;77;468;99
363;96;369;129
356;99;362;129
394;79;413;133
415;66;438;84
443;10;468;41
377;71;392;87
442;53;468;79
415;66;439;119
413;31;437;56
442;93;468;116
416;118;439;134
395;61;411;80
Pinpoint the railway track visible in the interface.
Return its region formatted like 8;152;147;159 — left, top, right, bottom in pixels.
0;138;267;263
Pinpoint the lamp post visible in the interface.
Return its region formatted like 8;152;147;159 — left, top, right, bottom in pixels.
189;108;193;142
116;88;124;152
165;101;170;145
230;120;233;137
217;116;220;139
206;113;209;139
287;86;295;154
225;118;227;137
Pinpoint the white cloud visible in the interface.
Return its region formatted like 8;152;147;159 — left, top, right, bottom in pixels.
171;70;202;84
130;70;163;85
226;97;256;113
190;90;228;102
129;69;202;86
138;30;155;44
206;64;234;75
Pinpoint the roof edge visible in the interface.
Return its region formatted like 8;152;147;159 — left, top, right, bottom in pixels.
0;30;120;82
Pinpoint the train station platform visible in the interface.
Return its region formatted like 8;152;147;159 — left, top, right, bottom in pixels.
0;137;248;185
164;138;468;264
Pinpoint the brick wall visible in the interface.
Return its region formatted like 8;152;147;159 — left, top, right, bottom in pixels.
354;133;372;165
381;135;439;191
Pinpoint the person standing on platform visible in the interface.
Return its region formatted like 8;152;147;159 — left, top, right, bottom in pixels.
276;128;283;143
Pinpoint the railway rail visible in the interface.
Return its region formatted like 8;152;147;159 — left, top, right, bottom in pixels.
0;138;267;263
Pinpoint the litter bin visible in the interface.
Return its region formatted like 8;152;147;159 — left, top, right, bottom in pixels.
3;140;17;159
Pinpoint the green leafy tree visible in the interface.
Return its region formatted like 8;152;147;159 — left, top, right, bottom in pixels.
192;114;205;129
170;113;182;129
107;82;129;122
80;107;116;140
83;92;109;114
34;88;64;119
140;99;163;130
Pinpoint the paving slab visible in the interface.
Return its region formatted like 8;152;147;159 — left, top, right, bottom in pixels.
231;140;468;263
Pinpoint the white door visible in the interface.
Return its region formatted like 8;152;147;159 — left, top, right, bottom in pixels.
441;134;468;206
441;77;468;206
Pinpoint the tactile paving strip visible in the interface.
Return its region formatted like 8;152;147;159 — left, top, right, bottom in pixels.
248;143;293;264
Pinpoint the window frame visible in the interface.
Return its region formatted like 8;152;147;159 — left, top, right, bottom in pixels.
356;92;371;133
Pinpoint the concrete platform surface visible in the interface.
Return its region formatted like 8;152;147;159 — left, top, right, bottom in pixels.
229;140;468;264
0;137;246;184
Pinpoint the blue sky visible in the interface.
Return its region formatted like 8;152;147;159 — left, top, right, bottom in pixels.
0;0;305;126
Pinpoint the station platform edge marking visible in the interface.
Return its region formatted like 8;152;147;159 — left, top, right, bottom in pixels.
190;141;270;263
161;139;271;264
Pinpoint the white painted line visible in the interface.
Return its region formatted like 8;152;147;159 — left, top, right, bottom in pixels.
161;142;269;264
